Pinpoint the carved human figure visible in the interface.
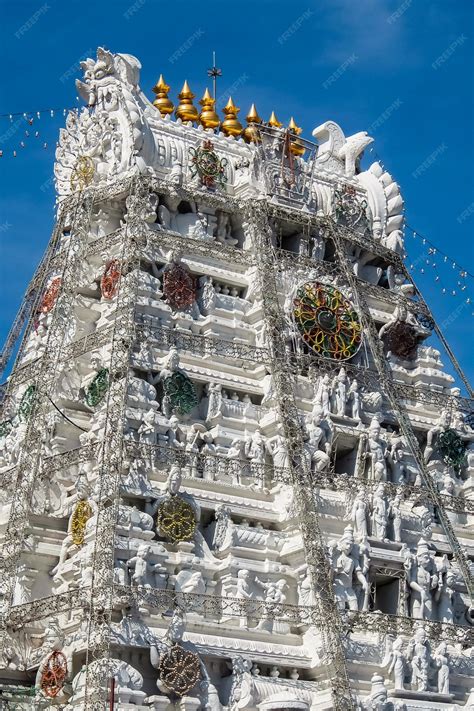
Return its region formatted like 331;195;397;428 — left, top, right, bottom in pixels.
424;409;451;464
122;457;151;495
206;382;223;421
386;433;409;485
215;210;238;246
406;539;438;620
389;495;402;543
350;494;368;541
255;578;288;632
138;407;157;446
166;415;185;450
149;609;206;697
244;427;267;468
50;476;97;576
174;562;206;596
329;526;369;612
367;419;388;483
35;624;70;701
127;543;152;587
371;484;389;542
197;275;217;316
298;569;316;607
313;373;332;417
310;229;326;261
407;627;431;692
332;367;348;417
269;430;290;472
348;379;362;420
227;439;244;485
235;569;253;628
382;635;406;690
435;564;456;623
433;642;450;694
304;407;332;473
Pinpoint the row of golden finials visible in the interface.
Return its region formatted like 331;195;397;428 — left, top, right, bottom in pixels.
151;75;306;156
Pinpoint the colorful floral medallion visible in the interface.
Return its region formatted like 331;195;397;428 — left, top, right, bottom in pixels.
156;495;196;543
158;643;201;696
163;372;198;416
381;321;420;360
100;259;121;300
438;428;466;469
293;281;362;360
40;650;68;698
18;385;37;422
189;139;227;189
163;264;197;310
85;368;109;407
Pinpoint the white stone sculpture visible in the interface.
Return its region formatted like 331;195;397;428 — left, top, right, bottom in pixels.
348;379;362;420
332;367;348;417
50;475;97;577
329;526;370;612
349;493;369;541
382;635;406;690
303;407;332;473
370;484;389;542
367;418;388;482
406;627;431;692
405;539;438;620
433;642;450;694
127;543;153;586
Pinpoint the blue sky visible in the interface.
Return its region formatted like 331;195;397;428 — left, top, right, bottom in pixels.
1;0;473;386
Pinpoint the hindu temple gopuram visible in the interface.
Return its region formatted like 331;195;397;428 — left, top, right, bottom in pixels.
0;47;473;710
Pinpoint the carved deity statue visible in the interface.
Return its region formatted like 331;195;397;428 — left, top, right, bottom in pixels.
332;367;349;417
329;526;370;612
350;493;368;541
303;406;332;473
405;539;438;620
367;419;388;483
406;627;431;692
370;484;389;542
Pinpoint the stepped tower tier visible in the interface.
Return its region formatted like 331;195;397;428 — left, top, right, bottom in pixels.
0;47;473;711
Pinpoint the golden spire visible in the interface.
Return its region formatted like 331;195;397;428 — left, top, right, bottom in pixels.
268;111;282;128
243;103;262;144
288;116;302;135
288;116;305;157
152;74;174;115
221;97;243;137
199;88;220;130
175;80;199;123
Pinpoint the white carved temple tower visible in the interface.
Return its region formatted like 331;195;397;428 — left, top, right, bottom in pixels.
0;48;473;710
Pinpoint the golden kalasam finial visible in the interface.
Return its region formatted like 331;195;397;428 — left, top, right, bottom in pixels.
268;111;282;128
221;97;243;137
199;88;220;130
175;80;199;123
288;116;305;157
152;74;174;115
243;103;262;144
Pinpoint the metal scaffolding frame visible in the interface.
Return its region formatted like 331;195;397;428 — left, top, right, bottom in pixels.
0;168;472;709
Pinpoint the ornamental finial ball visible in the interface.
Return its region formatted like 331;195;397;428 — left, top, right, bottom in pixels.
221;97;243;137
152;74;174;116
199;88;220;130
175;80;199;123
